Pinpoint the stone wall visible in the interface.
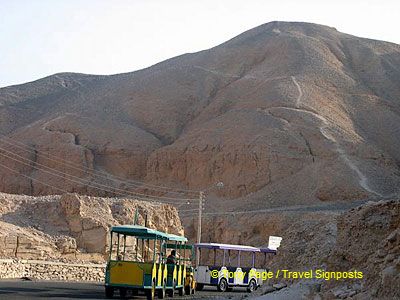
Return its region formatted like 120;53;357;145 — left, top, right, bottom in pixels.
0;259;105;282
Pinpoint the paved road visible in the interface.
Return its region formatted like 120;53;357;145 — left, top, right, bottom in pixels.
0;280;251;300
195;198;372;218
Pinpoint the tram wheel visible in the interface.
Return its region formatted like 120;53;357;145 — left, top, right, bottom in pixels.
158;284;166;299
167;281;175;297
105;287;114;298
146;284;155;300
185;285;190;295
217;278;228;292
119;288;127;299
247;279;257;293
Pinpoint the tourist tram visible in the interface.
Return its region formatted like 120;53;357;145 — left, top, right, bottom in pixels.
162;237;197;295
105;224;276;298
162;233;188;297
194;243;276;292
104;225;188;299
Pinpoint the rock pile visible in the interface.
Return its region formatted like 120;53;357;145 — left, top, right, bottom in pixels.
0;259;105;282
267;199;400;299
328;200;400;299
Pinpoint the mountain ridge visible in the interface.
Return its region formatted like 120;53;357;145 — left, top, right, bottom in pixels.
1;21;399;208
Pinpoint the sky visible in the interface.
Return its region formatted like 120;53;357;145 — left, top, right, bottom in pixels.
1;0;399;88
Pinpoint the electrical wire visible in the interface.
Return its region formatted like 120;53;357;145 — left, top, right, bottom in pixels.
177;208;199;213
0;134;199;194
0;161;195;206
0;145;197;202
0;163;69;194
0;149;197;205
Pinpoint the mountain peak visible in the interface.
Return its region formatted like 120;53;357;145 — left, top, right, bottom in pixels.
0;22;400;204
222;21;340;47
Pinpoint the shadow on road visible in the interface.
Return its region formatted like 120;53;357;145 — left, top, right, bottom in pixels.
0;280;253;299
0;281;104;299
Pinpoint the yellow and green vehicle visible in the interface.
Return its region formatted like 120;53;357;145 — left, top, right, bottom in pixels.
162;234;188;297
104;225;188;299
183;244;197;295
162;237;196;296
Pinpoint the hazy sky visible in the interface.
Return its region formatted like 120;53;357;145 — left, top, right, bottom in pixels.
1;0;399;87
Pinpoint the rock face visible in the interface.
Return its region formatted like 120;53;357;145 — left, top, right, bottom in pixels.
328;200;400;299
267;199;400;299
183;208;339;268
0;22;400;207
0;192;183;262
183;199;399;299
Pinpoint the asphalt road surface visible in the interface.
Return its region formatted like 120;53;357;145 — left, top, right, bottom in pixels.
0;280;252;300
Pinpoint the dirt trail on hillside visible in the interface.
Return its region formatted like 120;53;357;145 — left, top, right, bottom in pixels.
291;75;382;197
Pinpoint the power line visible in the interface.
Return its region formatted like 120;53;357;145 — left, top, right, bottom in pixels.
178;208;199;213
0;145;197;202
0;149;197;205
0;161;194;206
0;148;196;204
0;134;199;194
0;163;69;194
0;135;198;194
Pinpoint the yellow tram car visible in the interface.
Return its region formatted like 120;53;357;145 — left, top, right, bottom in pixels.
163;237;197;295
104;225;189;299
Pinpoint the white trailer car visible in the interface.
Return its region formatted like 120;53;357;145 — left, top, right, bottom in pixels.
194;243;276;293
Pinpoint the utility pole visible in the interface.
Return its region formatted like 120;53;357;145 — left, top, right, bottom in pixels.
196;191;204;267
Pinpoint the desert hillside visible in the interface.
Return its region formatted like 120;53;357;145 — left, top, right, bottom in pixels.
183;197;399;299
268;199;400;299
1;21;400;209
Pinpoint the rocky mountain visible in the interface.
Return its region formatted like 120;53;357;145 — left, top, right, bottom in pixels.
0;192;182;261
182;198;400;299
268;199;400;299
1;21;400;208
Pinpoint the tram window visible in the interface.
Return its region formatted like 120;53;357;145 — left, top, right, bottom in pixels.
214;250;224;266
228;251;239;267
240;251;254;268
109;233;122;261
255;253;265;268
109;234;161;262
199;248;213;265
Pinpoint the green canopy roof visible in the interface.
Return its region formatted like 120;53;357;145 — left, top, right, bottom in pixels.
167;234;188;242
111;225;188;242
111;225;169;239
